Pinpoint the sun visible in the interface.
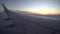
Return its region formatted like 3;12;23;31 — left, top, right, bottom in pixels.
39;11;49;15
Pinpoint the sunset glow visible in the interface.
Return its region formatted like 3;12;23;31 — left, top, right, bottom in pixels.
27;10;60;15
19;5;59;15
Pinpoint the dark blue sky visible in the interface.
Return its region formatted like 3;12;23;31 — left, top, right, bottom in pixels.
0;0;60;15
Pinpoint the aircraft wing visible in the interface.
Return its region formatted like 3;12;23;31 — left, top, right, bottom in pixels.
0;4;60;34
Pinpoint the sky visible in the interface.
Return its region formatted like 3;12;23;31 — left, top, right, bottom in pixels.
0;0;60;15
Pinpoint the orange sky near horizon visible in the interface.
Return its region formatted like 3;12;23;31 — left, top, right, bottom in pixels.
25;10;60;15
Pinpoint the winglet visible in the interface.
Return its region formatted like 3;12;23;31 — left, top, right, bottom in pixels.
2;4;9;11
2;3;9;14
